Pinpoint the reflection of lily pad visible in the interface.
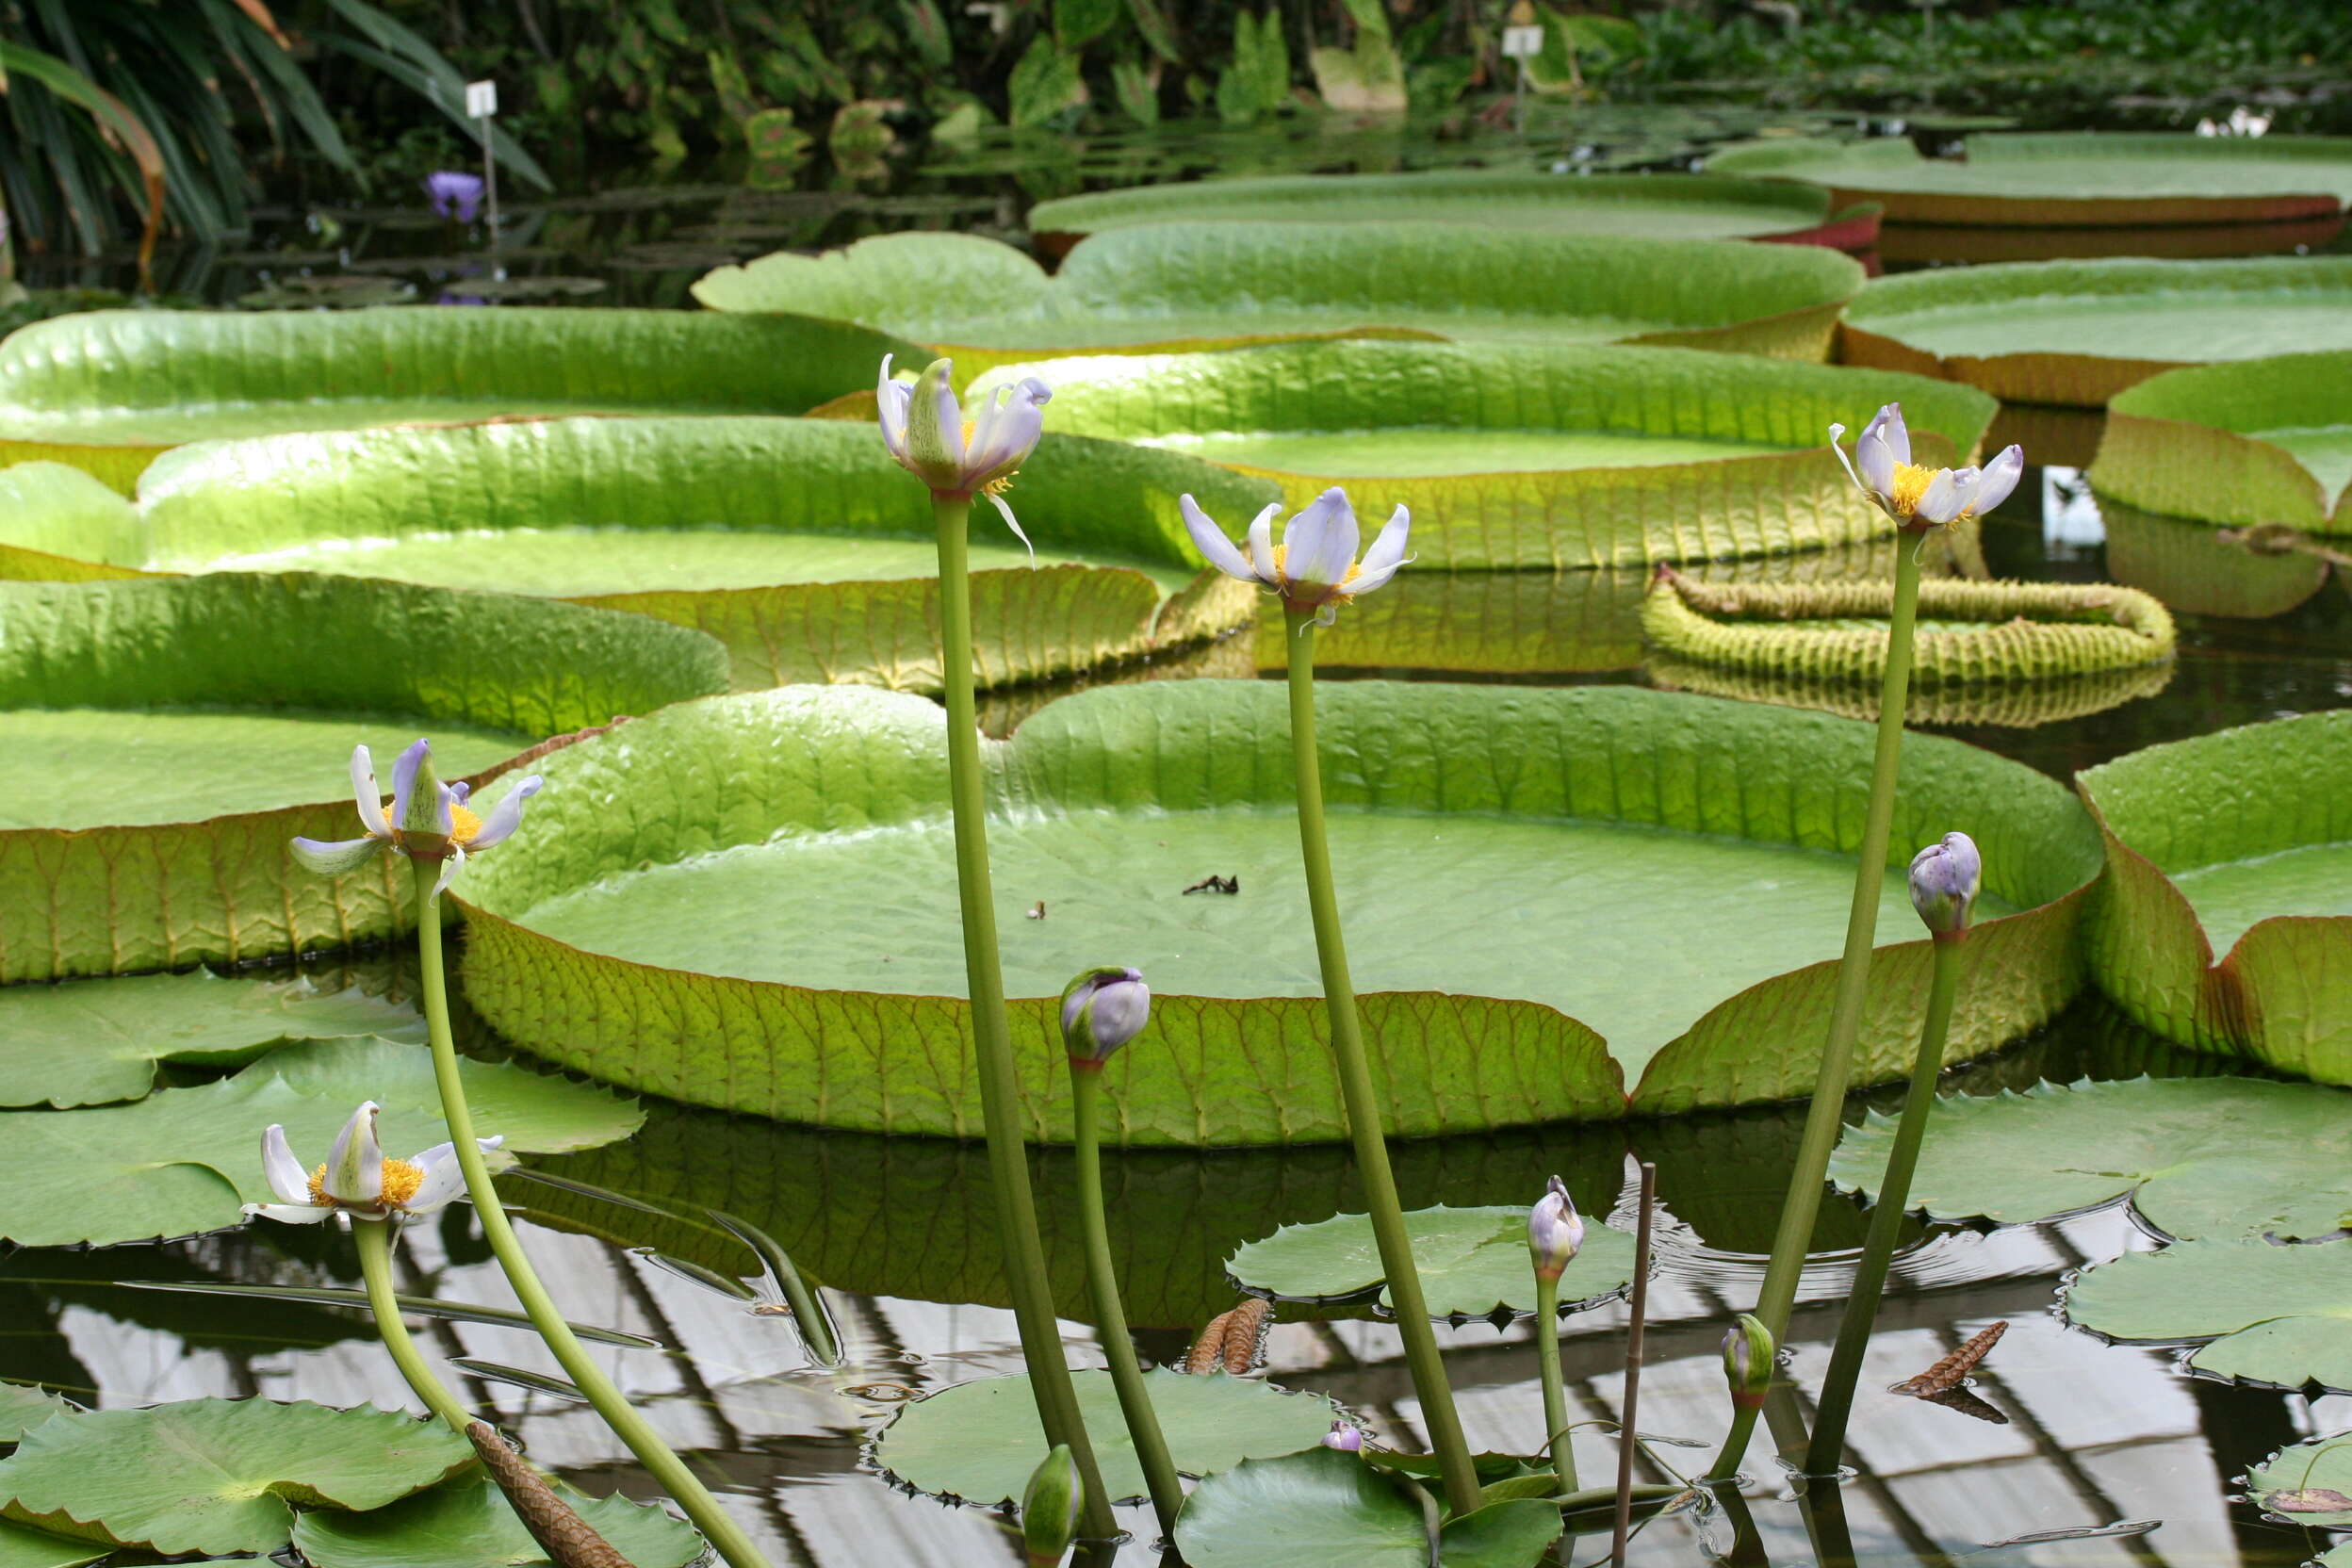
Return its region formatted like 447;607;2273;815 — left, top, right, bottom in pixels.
693;225;1865;372
873;1369;1339;1505
0;1397;472;1556
2247;1435;2352;1527
1173;1448;1560;1568
0;418;1269;694
290;1471;706;1568
2061;1238;2352;1393
0;573;726;982
1829;1077;2352;1241
2076;712;2352;1078
2093;351;2352;532
1226;1205;1638;1316
456;680;2099;1141
979;341;1991;566
2099;496;2334;619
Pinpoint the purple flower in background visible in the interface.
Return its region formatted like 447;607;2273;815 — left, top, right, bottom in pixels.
424;170;485;223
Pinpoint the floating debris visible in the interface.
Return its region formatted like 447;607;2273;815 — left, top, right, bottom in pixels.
1891;1320;2007;1395
1184;1298;1272;1376
1025;901;1047;920
1183;874;1240;895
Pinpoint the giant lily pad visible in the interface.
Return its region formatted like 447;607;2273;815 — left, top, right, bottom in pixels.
873;1368;1340;1505
0;417;1271;694
1709;132;2352;227
0;573;727;982
1828;1077;2352;1242
0;307;917;491
0;1397;472;1556
2075;711;2352;1079
691;225;1867;372
289;1471;707;1568
0;1035;643;1248
1173;1448;1560;1568
454;679;2100;1142
0;1520;100;1568
2060;1239;2352;1393
1838;257;2352;407
1645;655;2172;729
973;341;1994;567
1226;1205;1638;1316
2093;351;2352;533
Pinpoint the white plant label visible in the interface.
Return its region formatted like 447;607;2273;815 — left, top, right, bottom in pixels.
1501;24;1544;57
465;80;498;119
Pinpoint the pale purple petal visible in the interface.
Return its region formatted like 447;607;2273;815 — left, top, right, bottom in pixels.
261;1124;310;1203
245;1201;337;1225
984;489;1037;564
1913;469;1966;526
430;780;458;840
1180;495;1257;583
876;354;911;461
1855;415;1898;500
324;1102;384;1204
430;843;467;901
1282;488;1360;593
1968;444;2024;515
389;739;430;828
449;781;471;807
466;776;543;851
964;378;1052;484
1870;402;1912;467
1245;503;1281;584
349;745;389;838
423;171;484;224
1348;503;1412;595
291;835;385;876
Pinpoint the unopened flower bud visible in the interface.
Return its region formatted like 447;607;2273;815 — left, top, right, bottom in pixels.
1321;1421;1364;1452
1723;1314;1775;1410
1021;1444;1084;1567
1059;967;1151;1066
1908;831;1982;938
1527;1174;1585;1282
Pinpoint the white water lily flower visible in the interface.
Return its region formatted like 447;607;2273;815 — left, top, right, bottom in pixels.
1828;403;2023;533
1527;1174;1586;1282
290;738;542;898
1180;485;1412;626
876;353;1052;554
244;1102;502;1225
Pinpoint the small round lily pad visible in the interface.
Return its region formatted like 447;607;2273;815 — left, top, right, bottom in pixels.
1226;1204;1640;1317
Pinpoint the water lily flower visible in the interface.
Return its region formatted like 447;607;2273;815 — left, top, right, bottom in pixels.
2197;106;2270;138
290;739;542;897
1908;830;1982;938
1020;1444;1084;1568
423;170;486;224
245;1102;501;1225
1060;967;1151;1065
1722;1314;1775;1410
1180;485;1412;627
1321;1421;1365;1452
1829;404;2023;533
1527;1174;1585;1282
877;354;1052;553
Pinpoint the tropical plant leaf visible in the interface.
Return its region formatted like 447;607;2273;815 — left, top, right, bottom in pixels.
692;224;1866;370
290;1469;704;1568
0;1520;104;1568
0;1035;642;1248
973;340;1993;567
1839;256;2352;408
2094;351;2352;532
0;572;727;982
1172;1447;1560;1567
2061;1238;2352;1393
1829;1077;2352;1242
1225;1205;1638;1316
2246;1434;2352;1527
0;969;422;1109
0;1389;62;1447
0;1397;473;1556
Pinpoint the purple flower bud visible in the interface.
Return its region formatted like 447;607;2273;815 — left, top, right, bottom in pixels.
1527;1174;1585;1281
1722;1313;1775;1408
1321;1421;1364;1451
1059;967;1150;1065
1908;831;1982;937
423;171;485;224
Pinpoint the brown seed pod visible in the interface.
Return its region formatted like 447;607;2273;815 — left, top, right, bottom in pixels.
1889;1320;2007;1396
1184;1298;1273;1376
467;1421;640;1568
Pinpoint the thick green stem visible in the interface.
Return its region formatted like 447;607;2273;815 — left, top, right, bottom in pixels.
1532;1273;1577;1494
1704;1401;1762;1486
1751;543;1925;1344
410;859;774;1568
1071;1065;1184;1538
1285;613;1481;1519
1804;930;1966;1476
351;1217;474;1434
932;495;1116;1540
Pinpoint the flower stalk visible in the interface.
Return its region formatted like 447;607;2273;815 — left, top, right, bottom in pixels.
351;1216;475;1434
1527;1176;1586;1496
1704;1315;1776;1485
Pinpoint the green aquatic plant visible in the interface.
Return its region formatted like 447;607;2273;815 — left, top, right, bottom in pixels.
1021;1446;1086;1567
1705;1315;1775;1484
1526;1177;1587;1497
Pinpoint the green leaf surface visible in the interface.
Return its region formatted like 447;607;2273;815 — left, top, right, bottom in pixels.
1172;1447;1560;1568
0;1398;472;1556
456;680;2095;1142
873;1369;1338;1505
974;341;1993;567
2095;352;2352;531
0;1036;642;1247
0;1389;61;1446
0;969;422;1108
2247;1434;2352;1527
0;307;920;486
1226;1204;1638;1315
290;1470;707;1568
692;224;1865;368
0;1521;102;1568
1840;256;2352;407
0;572;727;982
2061;1239;2352;1393
1829;1077;2352;1242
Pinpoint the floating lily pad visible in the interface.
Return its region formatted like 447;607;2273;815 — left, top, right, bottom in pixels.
1710;132;2352;227
0;1390;61;1446
0;1521;102;1568
2076;711;2352;1079
2061;1239;2352;1393
873;1369;1339;1505
290;1470;707;1568
1838;257;2352;408
455;680;2099;1142
692;225;1866;372
0;1035;642;1248
0;970;421;1108
2099;497;2335;619
0;573;727;982
1226;1205;1638;1316
1829;1077;2352;1241
2093;352;2352;533
2247;1435;2352;1526
0;1397;472;1557
1172;1448;1560;1568
1645;654;2172;729
0;417;1269;694
0;307;918;491
975;341;1993;567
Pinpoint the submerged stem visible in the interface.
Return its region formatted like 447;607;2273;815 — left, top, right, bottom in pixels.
1284;612;1481;1519
932;493;1116;1540
1704;1401;1762;1487
1750;543;1925;1346
351;1217;474;1434
1532;1273;1577;1495
410;858;773;1568
1805;929;1967;1476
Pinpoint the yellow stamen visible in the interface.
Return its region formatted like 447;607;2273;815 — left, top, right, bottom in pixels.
308;1158;426;1210
1269;543;1363;604
1889;463;1937;517
449;803;482;845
